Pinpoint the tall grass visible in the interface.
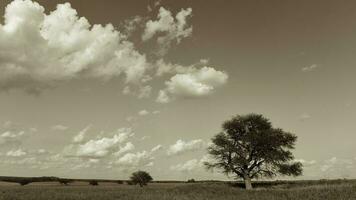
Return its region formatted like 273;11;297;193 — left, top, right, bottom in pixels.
0;181;355;200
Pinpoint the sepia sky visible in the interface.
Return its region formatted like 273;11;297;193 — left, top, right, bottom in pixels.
0;0;355;180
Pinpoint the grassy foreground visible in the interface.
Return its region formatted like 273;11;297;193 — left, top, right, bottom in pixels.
0;181;356;200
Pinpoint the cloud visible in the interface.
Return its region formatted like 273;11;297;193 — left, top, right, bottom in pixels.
0;0;149;93
299;113;311;121
51;124;69;131
113;142;135;156
142;7;193;56
66;128;133;158
170;159;200;172
72;125;91;143
167;139;205;156
151;144;162;152
138;109;150;116
0;1;227;104
170;155;212;172
6;149;27;157
302;64;319;72
294;159;317;166
115;151;154;168
157;67;228;103
0;122;35;146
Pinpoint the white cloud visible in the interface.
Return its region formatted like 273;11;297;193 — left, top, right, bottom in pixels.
6;149;27;157
151;144;162;152
66;128;133;158
51;124;69;131
142;7;193;56
138;109;150;116
0;1;228;104
72;125;91;143
302;64;319;72
294;159;317;166
138;85;152;99
0;0;149;93
299;113;311;121
152;110;160;115
0;123;32;146
167;139;205;156
75;132;131;158
170;159;200;172
115;151;154;168
170;155;212;172
320;157;354;174
113;142;135;156
157;67;228;103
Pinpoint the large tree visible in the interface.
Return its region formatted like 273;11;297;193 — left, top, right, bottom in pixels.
205;114;302;189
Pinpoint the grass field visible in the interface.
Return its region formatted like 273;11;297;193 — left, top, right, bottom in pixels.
0;180;355;200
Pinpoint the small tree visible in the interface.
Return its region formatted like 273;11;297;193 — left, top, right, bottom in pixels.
205;114;302;190
130;171;153;187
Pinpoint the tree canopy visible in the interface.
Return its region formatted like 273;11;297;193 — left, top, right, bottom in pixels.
205;114;302;189
130;171;153;187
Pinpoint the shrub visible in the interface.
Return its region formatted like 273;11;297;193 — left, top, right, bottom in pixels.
58;179;73;186
187;179;196;183
126;181;134;185
89;180;99;186
18;179;31;186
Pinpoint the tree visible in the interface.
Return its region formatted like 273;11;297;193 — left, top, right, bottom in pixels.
130;171;153;187
205;114;302;190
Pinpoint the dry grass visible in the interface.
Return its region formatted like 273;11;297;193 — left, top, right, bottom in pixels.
0;181;355;200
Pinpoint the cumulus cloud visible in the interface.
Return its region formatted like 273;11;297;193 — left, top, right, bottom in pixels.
66;128;133;158
6;149;27;157
320;157;354;173
51;124;69;131
170;155;213;172
142;7;193;56
0;122;35;147
294;159;317;166
0;0;148;93
138;109;150;116
299;113;311;121
113;142;135;156
157;67;228;103
167;139;205;156
151;144;162;152
302;64;319;72
115;150;154;168
72;125;91;143
0;0;227;103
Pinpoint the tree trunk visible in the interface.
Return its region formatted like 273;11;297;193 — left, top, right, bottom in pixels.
243;175;253;190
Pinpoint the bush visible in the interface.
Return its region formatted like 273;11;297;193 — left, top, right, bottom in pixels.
89;180;99;186
126;181;134;185
187;179;196;183
58;179;73;186
18;179;31;186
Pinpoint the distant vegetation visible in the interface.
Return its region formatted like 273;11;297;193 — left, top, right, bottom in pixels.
187;178;196;183
89;180;99;186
